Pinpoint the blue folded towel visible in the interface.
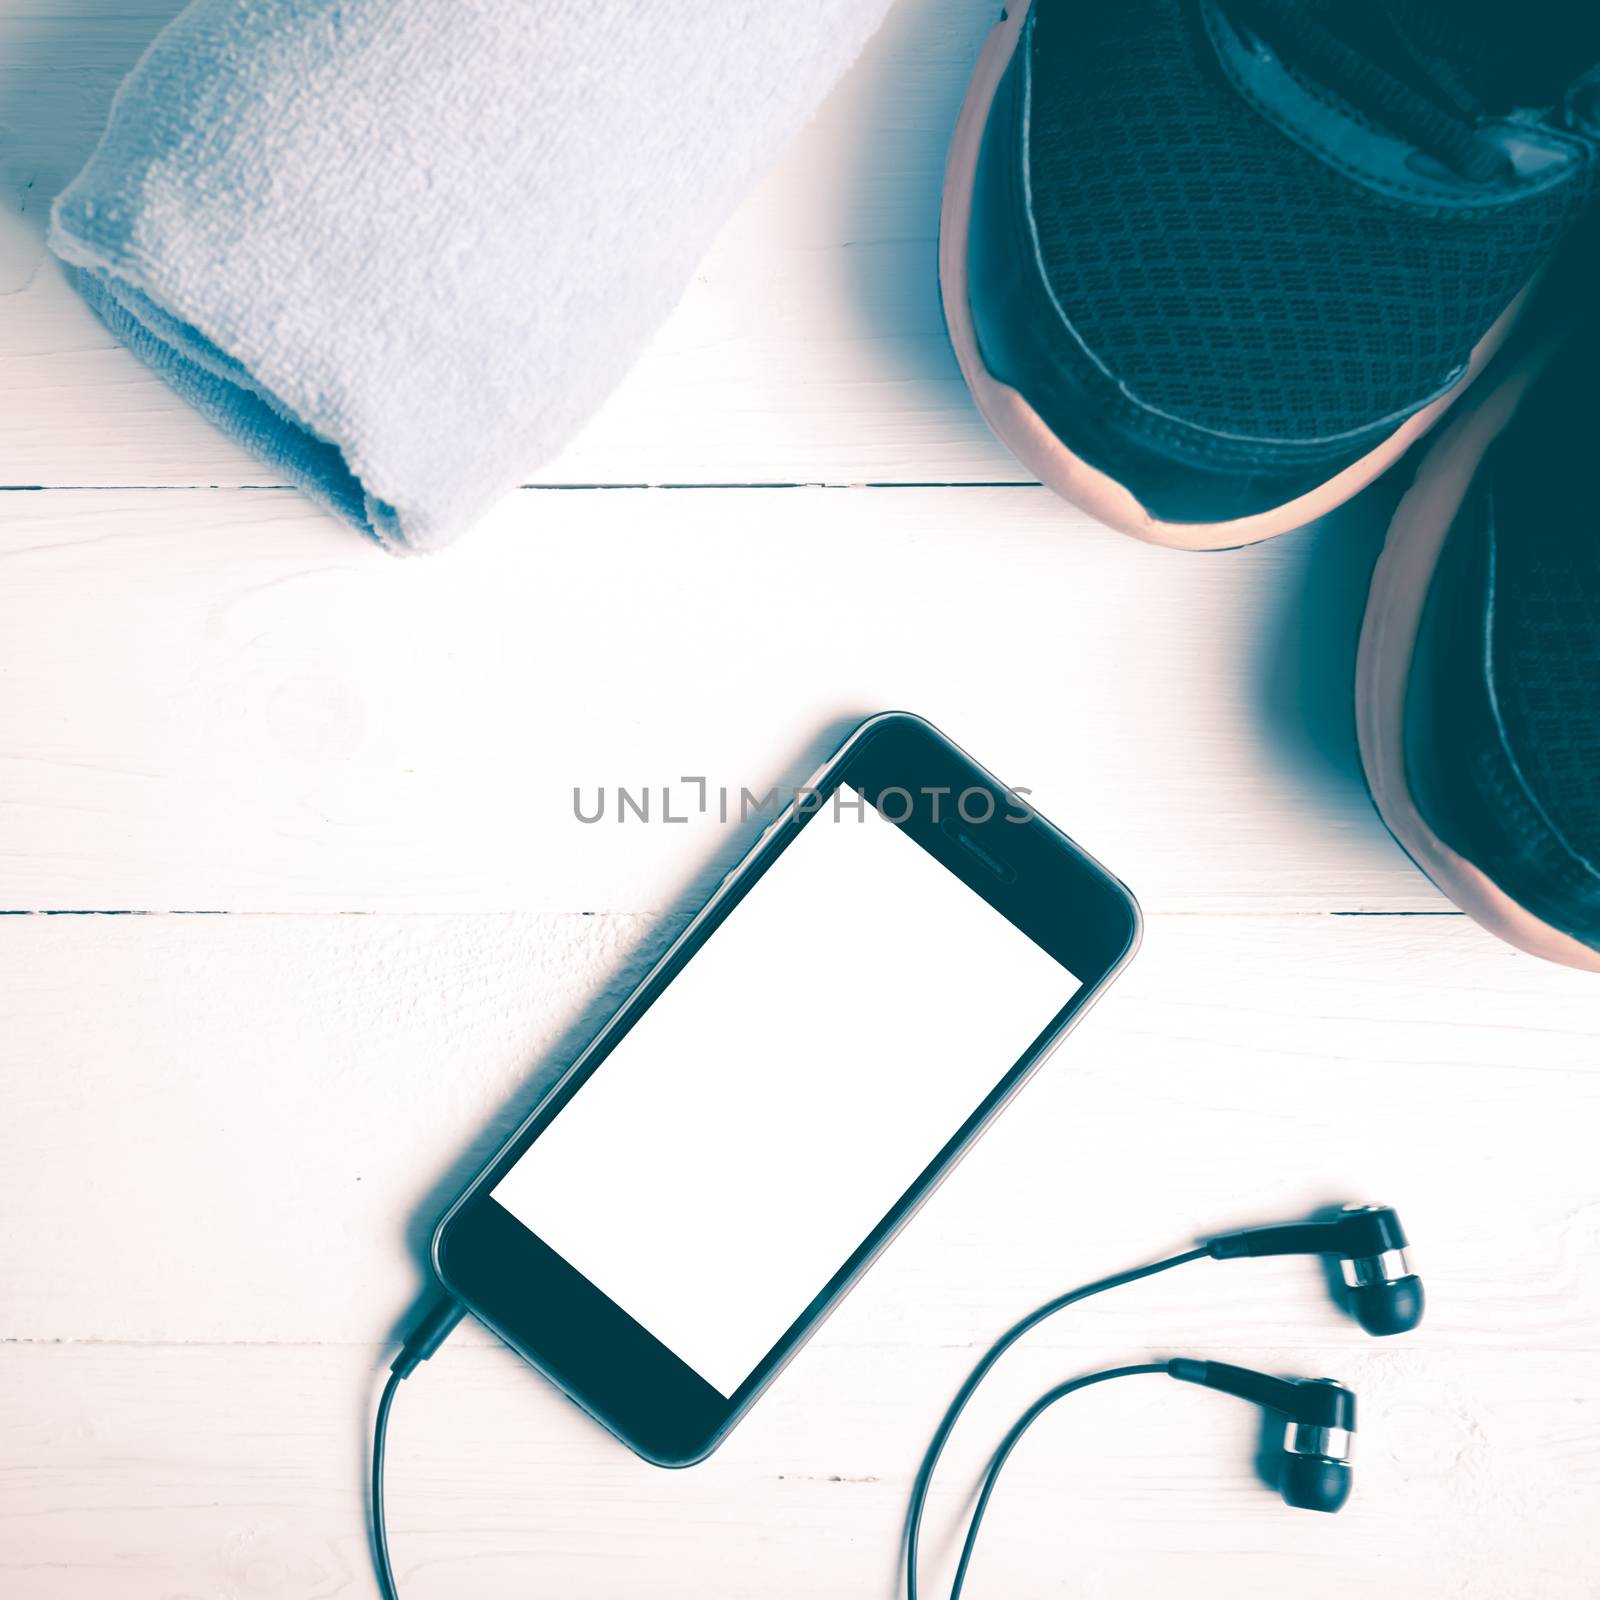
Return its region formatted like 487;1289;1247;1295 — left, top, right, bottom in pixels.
51;0;892;552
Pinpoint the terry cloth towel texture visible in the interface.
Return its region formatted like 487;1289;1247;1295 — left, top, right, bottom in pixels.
50;0;894;553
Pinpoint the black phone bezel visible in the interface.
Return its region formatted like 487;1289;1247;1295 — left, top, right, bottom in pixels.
432;712;1140;1467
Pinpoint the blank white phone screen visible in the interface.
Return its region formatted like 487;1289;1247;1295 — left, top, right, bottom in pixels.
491;787;1081;1398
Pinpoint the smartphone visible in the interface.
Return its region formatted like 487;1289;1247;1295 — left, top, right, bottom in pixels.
433;712;1139;1466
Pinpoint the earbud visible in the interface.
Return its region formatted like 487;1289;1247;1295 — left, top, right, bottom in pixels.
1167;1360;1356;1513
1279;1440;1354;1514
1206;1203;1425;1336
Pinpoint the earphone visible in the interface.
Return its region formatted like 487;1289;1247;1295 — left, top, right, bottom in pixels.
906;1203;1423;1599
369;1203;1423;1598
1205;1202;1424;1336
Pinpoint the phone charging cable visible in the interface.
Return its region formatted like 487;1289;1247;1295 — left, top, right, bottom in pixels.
371;1295;465;1600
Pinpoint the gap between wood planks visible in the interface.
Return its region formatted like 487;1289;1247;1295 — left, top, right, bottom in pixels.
0;915;1459;928
0;481;1042;492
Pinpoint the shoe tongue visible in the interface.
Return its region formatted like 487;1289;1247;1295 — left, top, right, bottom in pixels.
1383;0;1600;110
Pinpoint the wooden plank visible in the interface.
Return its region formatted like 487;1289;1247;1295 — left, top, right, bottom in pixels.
1;1336;1595;1599
2;909;1594;1346
0;482;1431;913
0;0;1024;490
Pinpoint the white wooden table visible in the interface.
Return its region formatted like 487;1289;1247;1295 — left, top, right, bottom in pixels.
2;3;1597;1596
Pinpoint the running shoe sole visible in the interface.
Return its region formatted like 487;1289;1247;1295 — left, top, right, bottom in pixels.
1354;331;1600;971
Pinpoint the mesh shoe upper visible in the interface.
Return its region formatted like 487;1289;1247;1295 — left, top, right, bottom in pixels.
1480;342;1600;866
1020;0;1596;444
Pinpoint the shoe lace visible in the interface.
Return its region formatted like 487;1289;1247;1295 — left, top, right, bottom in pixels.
1225;0;1510;182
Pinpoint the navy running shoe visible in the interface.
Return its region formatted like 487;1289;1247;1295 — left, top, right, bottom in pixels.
1358;310;1600;971
941;1;1600;547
